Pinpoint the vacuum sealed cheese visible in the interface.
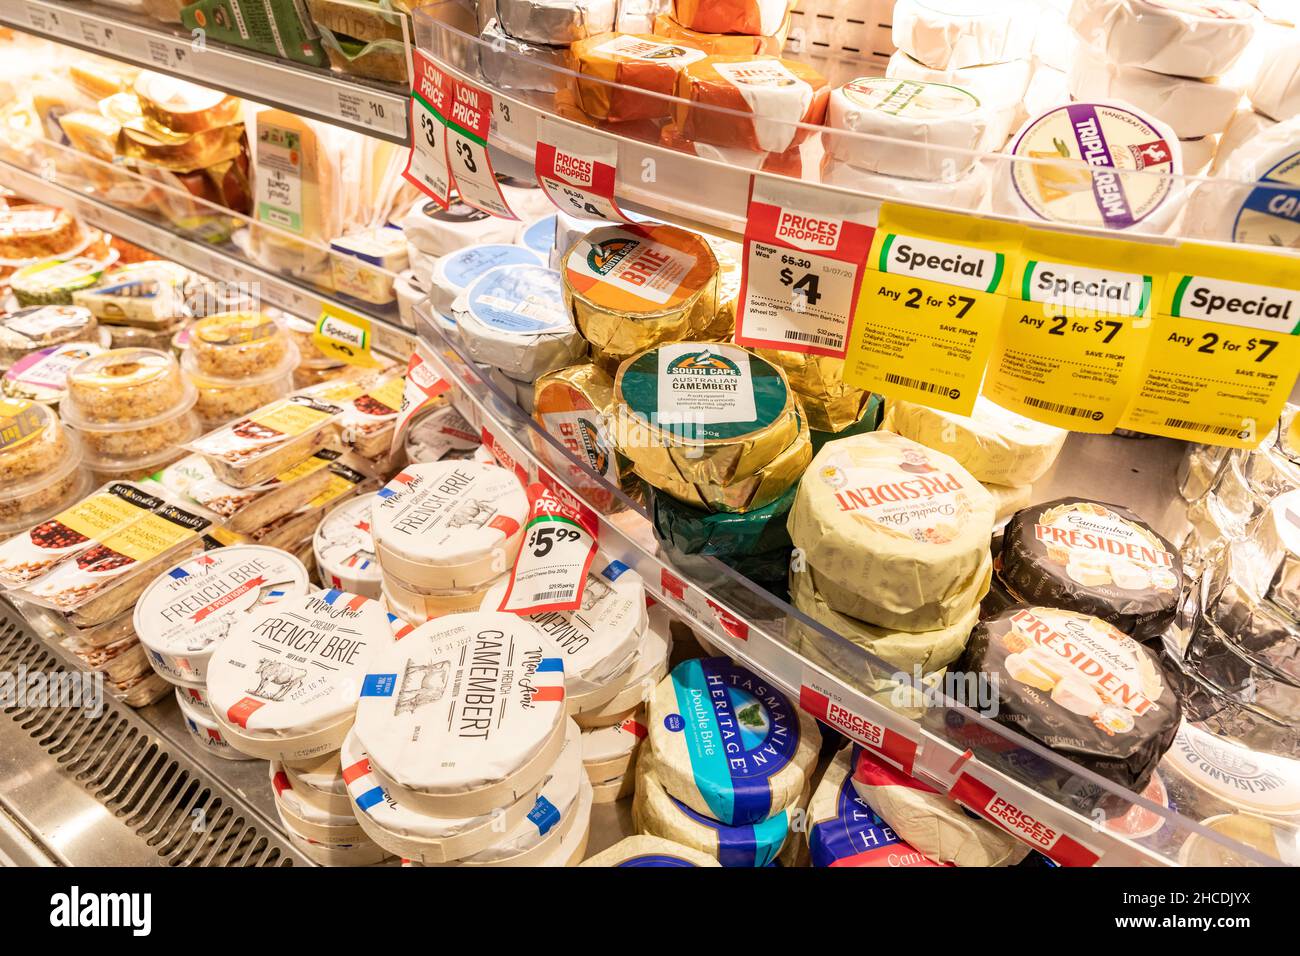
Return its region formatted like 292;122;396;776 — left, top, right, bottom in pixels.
569;32;706;123
134;72;240;133
788;431;994;630
648;657;818;825
496;0;617;45
674;55;829;154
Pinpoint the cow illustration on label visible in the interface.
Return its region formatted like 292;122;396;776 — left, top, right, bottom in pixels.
250;659;307;701
448;498;494;529
396;659;449;714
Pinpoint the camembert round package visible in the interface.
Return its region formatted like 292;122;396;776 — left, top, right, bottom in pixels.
826;77;989;180
651;481;794;560
881;396;1067;487
1000;498;1182;643
1069;0;1258;79
353;611;568;816
134;545;311;686
891;0;1037;71
575;602;674;727
313;494;382;600
612;342;799;489
454;265;587;382
271;762;367;844
754;348;875;435
579;833;721;866
581;706;647;782
480;557;645;699
649;657;817;825
430;243;543;320
570;32;707;123
633;751;794;866
788;431;995;631
850;746;1028;867
205;589;393;761
282;750;350;816
808;746;942;867
673;55;829;154
400;196;519;258
960;606;1181;791
562;224;719;369
370;461;527;593
1066;54;1242;141
997;101;1182;234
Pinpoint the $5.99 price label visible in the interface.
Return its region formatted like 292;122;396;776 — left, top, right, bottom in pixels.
736;177;874;357
498;483;598;614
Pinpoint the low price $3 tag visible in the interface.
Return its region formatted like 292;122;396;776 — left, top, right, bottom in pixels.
498;483;598;614
404;51;453;208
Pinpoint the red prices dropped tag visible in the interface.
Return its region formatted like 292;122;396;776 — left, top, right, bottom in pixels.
534;116;631;223
498;483;598;614
736;176;874;358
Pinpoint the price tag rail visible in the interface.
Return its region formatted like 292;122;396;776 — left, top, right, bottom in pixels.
412;301;1274;868
0;0;411;143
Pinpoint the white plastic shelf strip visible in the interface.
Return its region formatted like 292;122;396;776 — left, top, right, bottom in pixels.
412;305;1276;869
0;158;416;362
0;0;411;143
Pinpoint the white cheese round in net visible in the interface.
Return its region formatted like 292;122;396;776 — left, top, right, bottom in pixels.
1184;116;1300;246
271;761;367;843
581;706;647;782
850;747;1029;867
205;590;393;761
135;546;311;686
573;601;674;728
1250;35;1300;122
176;688;255;761
479;557;645;697
371;461;527;593
788;430;995;630
881;396;1067;486
826;77;989;180
454;264;587;382
314;495;383;600
891;0;1037;70
580;834;721;867
399;197;518;257
884;50;1030;150
353;611;569;816
648;657;818;825
1069;0;1258;79
1066;53;1243;140
339;727;547;864
633;752;796;867
821;157;989;210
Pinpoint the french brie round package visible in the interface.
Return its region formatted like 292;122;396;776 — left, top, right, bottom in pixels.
205;589;394;761
788;430;995;631
135;545;311;686
581;706;647;782
1068;0;1258;79
313;494;383;600
648;657;818;825
580;833;721;867
353;611;569;816
574;602;674;728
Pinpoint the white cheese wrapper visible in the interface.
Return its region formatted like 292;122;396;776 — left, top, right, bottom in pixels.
399;196;518;258
1022;63;1069;120
711;58;816;154
353;611;568;815
891;0;1037;70
429;243;544;320
1250;34;1300;122
1067;53;1243;140
1181;135;1219;177
1211;108;1277;174
176;689;256;761
572;601;673;727
580;833;720;867
984;481;1033;524
1182;116;1300;246
1068;0;1258;79
454;264;587;381
880;396;1068;486
884;51;1030;150
314;495;383;600
851;747;1029;867
581;706;646;781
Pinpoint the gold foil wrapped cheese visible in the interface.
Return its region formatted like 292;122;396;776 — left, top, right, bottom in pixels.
118;117;245;172
756;347;874;434
563;223;719;371
134;72;241;133
532;363;635;509
612;341;799;490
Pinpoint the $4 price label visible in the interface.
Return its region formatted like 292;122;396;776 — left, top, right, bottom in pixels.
498;483;598;614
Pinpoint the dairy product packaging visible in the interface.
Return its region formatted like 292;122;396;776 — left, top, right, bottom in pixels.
1184;116;1300;246
453;265;587;381
884;50;1031;150
1068;0;1258;79
569;32;707;123
891;0;1037;70
580;833;721;866
1067;52;1243;140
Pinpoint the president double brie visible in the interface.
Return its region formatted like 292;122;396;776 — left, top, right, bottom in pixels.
205;589;393;761
353;611;568;816
891;0;1037;70
134;545;311;685
649;657;818;825
371;461;527;592
882;396;1067;487
788;431;995;630
1069;0;1258;79
454;265;587;382
1066;53;1243;140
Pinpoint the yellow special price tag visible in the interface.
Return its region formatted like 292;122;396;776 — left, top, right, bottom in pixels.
1119;251;1300;447
843;205;1022;416
983;228;1168;433
313;304;381;368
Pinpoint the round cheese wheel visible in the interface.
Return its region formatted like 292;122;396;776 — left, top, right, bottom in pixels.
204;589;392;761
1022;63;1069;121
984;481;1032;524
1066;54;1243;140
570;32;708;123
648;657;818;825
135;545;311;685
454;264;586;381
399;196;517;257
1184;116;1300;246
884;50;1029;150
1250;34;1300;122
370;461;527;593
1069;0;1258;79
1180;134;1219;176
1000;497;1183;642
850;746;1029;867
997;101;1183;233
515;213;558;263
581;706;647;781
284;827;390;866
1161;720;1300;820
429;243;543;319
891;0;1037;71
270;761;365;843
881;396;1067;486
314;495;383;600
573;601;674;727
353;611;569;815
579;834;721;866
827;77;989;179
1212;108;1277;174
960;606;1182;791
788;430;995;630
176;688;255;761
807;746;942;867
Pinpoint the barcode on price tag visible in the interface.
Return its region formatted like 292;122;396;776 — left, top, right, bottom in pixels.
498;483;598;614
404;50;453;207
535;116;630;223
736;176;875;357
